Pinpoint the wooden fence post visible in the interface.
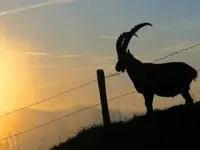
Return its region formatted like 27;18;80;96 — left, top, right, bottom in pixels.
97;69;111;126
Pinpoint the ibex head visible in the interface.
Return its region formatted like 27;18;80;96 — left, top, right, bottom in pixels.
115;22;153;72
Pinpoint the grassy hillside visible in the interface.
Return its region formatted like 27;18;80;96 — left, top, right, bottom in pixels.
50;102;200;150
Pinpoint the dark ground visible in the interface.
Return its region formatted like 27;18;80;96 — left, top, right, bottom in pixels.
50;102;200;150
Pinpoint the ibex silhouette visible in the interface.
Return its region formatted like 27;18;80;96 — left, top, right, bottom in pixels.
115;22;198;114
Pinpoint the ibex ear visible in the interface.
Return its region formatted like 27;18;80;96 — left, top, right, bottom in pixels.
127;49;130;54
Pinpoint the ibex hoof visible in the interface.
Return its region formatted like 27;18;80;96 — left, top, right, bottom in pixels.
147;110;153;115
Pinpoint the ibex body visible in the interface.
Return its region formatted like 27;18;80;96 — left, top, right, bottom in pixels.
115;23;198;114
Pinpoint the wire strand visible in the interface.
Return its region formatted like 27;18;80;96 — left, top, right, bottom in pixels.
0;42;199;119
105;42;200;78
151;42;200;63
0;102;101;142
0;90;138;141
0;69;200;142
0;79;97;119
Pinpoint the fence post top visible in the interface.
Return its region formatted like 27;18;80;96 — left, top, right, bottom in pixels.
97;69;105;75
97;69;104;72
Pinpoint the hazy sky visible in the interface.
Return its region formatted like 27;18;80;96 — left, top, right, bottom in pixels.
0;0;200;149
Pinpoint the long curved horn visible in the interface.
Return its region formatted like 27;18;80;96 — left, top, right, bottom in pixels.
116;32;128;56
122;22;153;52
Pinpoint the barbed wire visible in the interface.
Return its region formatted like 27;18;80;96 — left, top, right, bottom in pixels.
108;68;200;102
105;72;121;78
0;79;97;119
105;42;200;78
0;73;122;119
151;42;200;63
0;103;100;142
0;90;138;142
0;41;199;120
1;70;200;142
108;91;137;101
0;73;129;119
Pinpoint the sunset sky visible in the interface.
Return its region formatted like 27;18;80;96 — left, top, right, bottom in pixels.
0;0;200;149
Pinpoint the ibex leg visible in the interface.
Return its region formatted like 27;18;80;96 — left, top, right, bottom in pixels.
143;94;154;114
181;91;194;106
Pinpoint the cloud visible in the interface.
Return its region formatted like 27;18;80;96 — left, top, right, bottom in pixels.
8;50;50;56
55;54;83;58
0;0;75;17
24;52;48;56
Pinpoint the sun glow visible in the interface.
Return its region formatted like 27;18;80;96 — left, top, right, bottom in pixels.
0;32;36;114
0;31;39;137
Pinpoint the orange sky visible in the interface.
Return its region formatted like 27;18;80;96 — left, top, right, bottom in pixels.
0;0;200;149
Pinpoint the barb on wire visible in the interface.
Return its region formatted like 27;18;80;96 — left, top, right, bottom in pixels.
105;72;121;78
0;90;137;142
105;42;200;78
0;71;121;119
108;91;137;101
0;41;199;120
151;43;200;63
0;79;97;119
0;102;101;142
1;69;200;142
